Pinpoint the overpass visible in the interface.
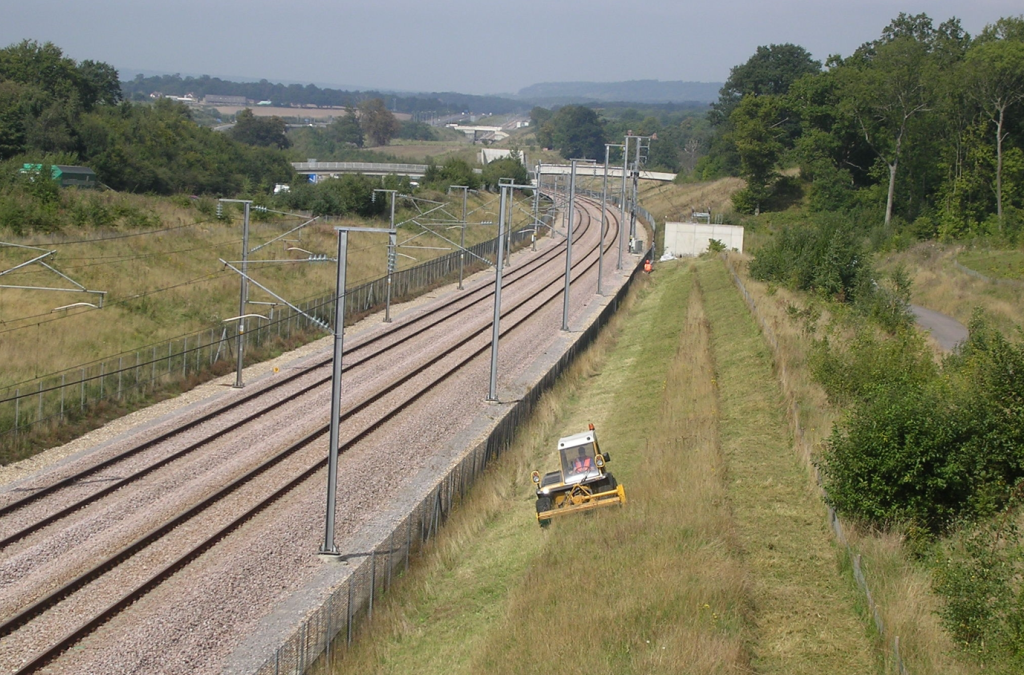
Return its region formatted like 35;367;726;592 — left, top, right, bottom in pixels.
292;161;677;184
535;164;676;182
293;161;429;180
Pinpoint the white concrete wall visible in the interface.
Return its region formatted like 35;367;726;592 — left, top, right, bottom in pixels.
664;222;744;256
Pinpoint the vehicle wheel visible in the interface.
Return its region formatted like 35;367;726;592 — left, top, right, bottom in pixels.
604;473;618;491
536;496;552;528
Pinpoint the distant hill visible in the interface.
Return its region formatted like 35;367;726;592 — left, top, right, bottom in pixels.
517;80;721;105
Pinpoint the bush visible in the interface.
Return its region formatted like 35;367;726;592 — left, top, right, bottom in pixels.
819;313;1024;531
935;512;1024;668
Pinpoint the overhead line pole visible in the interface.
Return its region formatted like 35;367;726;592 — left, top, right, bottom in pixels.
321;225;395;557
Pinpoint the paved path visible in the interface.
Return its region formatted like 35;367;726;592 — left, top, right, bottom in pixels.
911;304;968;352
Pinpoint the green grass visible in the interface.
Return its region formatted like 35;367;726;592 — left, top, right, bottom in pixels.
957;249;1024;281
324;258;881;674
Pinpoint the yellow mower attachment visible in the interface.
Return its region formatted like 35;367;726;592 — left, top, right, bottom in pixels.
531;424;626;527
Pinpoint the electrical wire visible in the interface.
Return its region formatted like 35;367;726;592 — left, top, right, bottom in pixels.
0;271;231;335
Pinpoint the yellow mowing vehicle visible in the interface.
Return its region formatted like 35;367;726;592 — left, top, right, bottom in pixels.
530;424;626;527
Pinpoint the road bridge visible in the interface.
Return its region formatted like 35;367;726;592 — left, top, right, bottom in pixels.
293;161;429;180
535;164;676;182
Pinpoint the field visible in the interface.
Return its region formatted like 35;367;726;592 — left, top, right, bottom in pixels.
320;258;929;674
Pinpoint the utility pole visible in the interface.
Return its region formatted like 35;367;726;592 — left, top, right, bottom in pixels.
219;199;253;388
600;144;620;293
487;186;508;402
488;178;535;401
374;189;398;322
321;225;395;557
449;186;469;290
619;136;630;269
562;159;596;331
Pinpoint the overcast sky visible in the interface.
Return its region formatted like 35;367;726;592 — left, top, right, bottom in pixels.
2;1;1020;95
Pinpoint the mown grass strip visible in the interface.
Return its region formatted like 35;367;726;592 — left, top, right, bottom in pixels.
697;260;877;673
325;258;881;674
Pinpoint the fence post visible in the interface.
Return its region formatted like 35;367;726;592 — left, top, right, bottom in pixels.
182;336;188;378
14;389;19;434
80;368;85;410
60;373;65;420
118;357;123;399
99;362;104;399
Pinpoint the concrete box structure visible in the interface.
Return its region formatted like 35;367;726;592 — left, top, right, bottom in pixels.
663;222;744;257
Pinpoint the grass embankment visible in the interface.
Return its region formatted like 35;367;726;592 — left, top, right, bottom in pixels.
637;177;743;225
0;190;511;393
724;253;975;674
878;242;1024;337
325;258;878;674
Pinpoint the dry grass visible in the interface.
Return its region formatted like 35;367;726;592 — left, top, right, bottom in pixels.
0;190;512;393
878;242;1024;336
637;177;744;224
724;252;976;674
324;256;899;674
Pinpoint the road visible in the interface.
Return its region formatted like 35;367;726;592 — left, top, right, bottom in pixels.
911;304;967;352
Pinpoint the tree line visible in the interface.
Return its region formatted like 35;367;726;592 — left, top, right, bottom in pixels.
703;13;1024;239
120;73;524;115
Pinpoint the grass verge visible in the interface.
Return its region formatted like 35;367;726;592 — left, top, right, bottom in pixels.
319;257;884;674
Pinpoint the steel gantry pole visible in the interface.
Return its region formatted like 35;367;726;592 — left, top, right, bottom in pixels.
631;136;642;243
218;198;254;388
450;185;469;290
320;229;348;556
236;202;251;387
376;190;398;323
599;145;615;295
619;136;630;269
562;159;580;331
321;225;395;557
487;185;508;402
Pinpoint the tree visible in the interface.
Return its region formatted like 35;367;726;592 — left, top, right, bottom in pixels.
729;95;785;214
964;39;1024;226
358;98;401;146
541;105;606;160
329;110;363;148
838;36;936;226
711;44;821;125
481;156;529;190
229;109;290;149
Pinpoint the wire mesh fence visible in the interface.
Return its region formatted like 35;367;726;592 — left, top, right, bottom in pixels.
249;252;648;675
0;213;554;455
721;252;909;675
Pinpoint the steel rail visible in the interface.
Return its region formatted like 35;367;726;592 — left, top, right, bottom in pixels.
0;201;603;525
5;197;617;673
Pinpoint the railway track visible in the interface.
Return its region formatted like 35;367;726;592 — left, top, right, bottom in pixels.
0;195;605;545
0;196;624;673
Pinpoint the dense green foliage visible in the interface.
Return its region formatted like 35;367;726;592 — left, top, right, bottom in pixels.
276;173;390;217
78;100;294;195
422;157;480;191
229;109;290;149
935;512;1024;668
0;41;295;213
700;13;1024;235
480;154;530;191
535;105;607;160
815;313;1024;532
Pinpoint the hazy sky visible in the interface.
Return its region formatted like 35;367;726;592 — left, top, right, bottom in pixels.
2;1;1020;95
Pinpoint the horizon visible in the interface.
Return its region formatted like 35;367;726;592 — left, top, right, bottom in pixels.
3;1;1021;95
